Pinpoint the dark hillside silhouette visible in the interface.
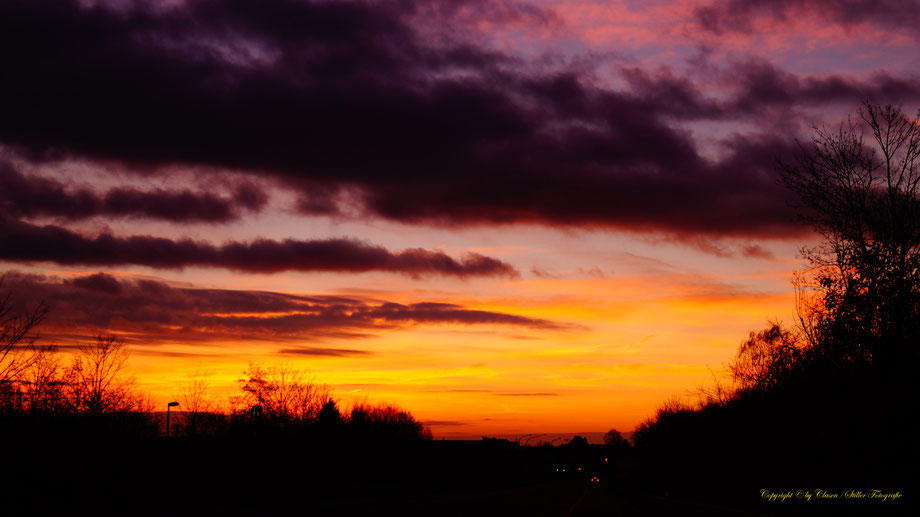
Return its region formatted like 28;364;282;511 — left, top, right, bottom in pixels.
630;104;917;514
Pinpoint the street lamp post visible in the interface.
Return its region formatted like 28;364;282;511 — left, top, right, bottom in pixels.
516;434;535;446
166;401;179;437
522;433;546;446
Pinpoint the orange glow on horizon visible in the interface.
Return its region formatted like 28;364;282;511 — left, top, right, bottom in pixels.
30;262;798;439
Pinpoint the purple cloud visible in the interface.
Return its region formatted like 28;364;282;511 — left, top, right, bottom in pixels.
0;218;517;277
0;0;916;240
0;160;266;223
0;271;567;346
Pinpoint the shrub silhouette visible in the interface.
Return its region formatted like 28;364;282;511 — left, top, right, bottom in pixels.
728;322;803;393
349;401;432;441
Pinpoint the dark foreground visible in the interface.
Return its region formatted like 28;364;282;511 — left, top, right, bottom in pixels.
2;431;912;516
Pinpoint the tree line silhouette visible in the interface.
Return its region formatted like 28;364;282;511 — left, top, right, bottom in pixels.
630;104;917;511
1;333;151;416
2;320;429;443
1;306;434;514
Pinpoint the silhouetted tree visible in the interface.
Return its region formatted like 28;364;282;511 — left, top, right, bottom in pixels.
65;334;141;413
22;345;66;413
177;368;223;435
603;429;628;449
235;362;331;426
316;398;344;428
781;102;920;371
0;277;48;410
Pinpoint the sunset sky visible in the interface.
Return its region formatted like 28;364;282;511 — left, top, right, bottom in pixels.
2;0;919;438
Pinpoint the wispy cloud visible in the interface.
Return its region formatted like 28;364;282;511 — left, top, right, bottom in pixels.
277;347;374;357
0;271;566;348
494;392;559;397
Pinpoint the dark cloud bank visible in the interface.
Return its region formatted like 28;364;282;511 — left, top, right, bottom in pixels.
1;271;565;350
0;160;266;223
0;217;515;277
2;0;918;244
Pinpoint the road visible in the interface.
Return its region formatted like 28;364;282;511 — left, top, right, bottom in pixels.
301;480;776;517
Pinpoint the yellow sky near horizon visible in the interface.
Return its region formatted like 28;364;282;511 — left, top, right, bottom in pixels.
11;229;801;438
